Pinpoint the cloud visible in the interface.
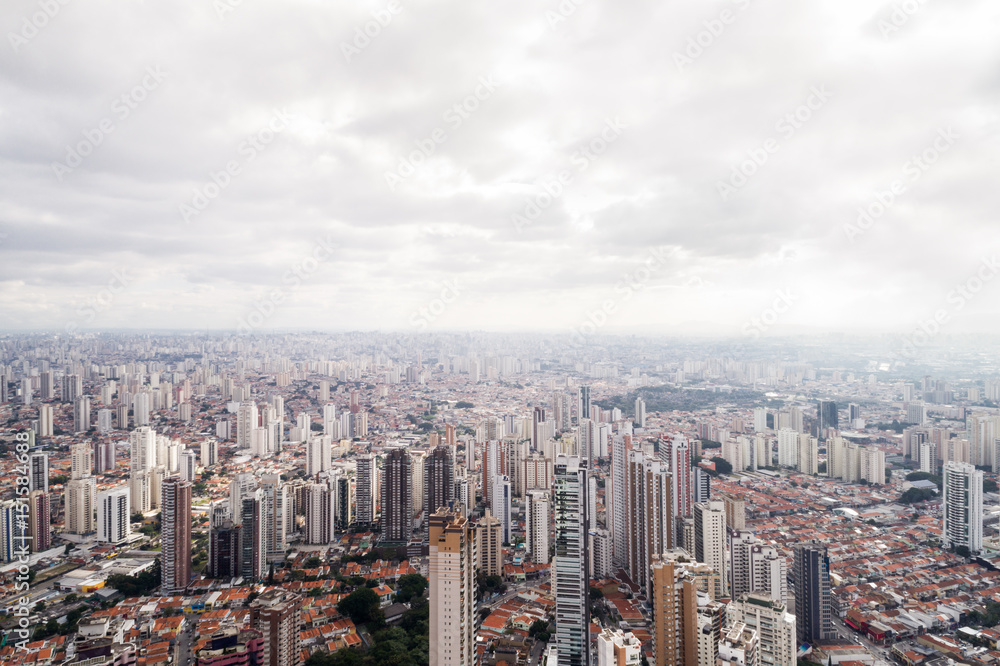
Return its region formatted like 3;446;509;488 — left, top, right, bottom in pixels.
1;0;998;335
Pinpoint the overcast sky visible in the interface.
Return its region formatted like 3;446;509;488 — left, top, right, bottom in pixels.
1;0;998;338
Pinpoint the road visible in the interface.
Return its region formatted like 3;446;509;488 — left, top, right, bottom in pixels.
176;619;195;666
833;617;894;664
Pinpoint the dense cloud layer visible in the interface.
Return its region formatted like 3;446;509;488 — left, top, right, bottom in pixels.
1;0;998;336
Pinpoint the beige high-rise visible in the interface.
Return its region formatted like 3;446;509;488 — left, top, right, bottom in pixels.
429;508;476;666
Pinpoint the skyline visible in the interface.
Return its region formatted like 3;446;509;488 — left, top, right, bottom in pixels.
3;0;1000;335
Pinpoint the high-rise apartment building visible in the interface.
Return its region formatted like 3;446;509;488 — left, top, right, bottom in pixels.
29;452;49;493
693;501;727;598
625;450;673;596
650;550;704;666
65;477;96;535
426;445;455;520
71;443;93;480
429;508;477;666
161;476;192;594
97;486;131;545
381;447;413;542
38;404;53;437
553;455;590;666
73;395;91;433
28;490;50;553
729;593;796;666
491;475;511;544
304;483;335;545
943;460;983;554
526;489;550;565
793;541;835;645
250;590;303;666
476;508;503;577
355;454;376;526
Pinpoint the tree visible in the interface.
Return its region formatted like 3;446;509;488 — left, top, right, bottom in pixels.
899;487;937;504
710;457;733;476
396;573;428;603
455;401;474;409
337;587;381;625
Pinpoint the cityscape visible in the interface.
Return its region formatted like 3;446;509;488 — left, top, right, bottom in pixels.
3;1;999;666
1;333;1000;666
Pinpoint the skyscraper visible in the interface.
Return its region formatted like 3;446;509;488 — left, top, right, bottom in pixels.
663;435;692;519
250;590;303;666
729;593;796;666
240;489;266;581
28;490;50;553
578;386;591;422
650;550;701;666
97;486;131;545
610;435;628;567
29;452;49;493
209;519;241;578
161;476;192;594
634;397;646;428
476;508;503;577
793;541;835;645
491;475;511;544
942;460;984;554
71;442;93;479
381;447;413;542
37;404;53;437
73;395;91;433
260;475;289;560
237;402;258;449
625;450;673;596
526;489;550;565
816;400;838;437
553;455;590;666
305;436;332;478
693;501;727;598
429;508;477;666
355;453;376;526
304;483;335;545
65;477;96;535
